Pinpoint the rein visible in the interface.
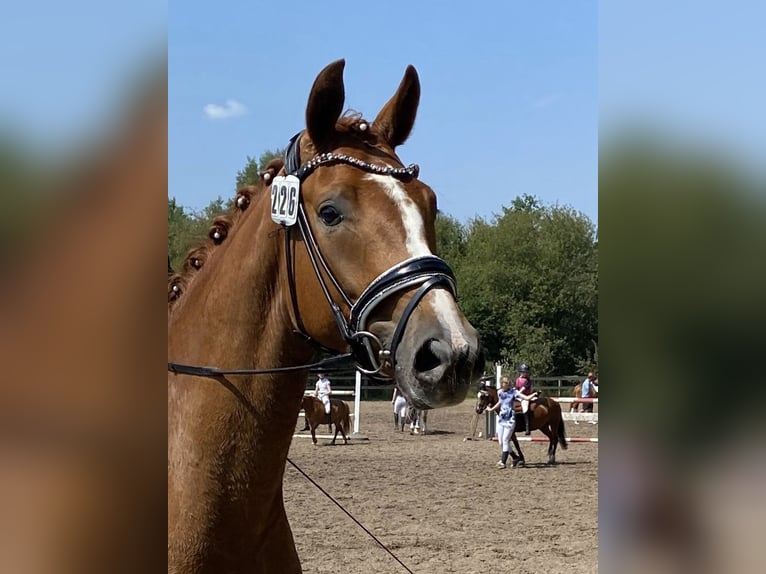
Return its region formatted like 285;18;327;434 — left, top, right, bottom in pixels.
168;132;458;379
167;353;353;378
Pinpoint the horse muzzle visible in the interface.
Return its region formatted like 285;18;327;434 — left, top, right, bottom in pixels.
345;255;483;406
393;317;484;409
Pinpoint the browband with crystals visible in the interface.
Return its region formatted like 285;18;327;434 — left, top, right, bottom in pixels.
294;152;419;182
284;131;419;182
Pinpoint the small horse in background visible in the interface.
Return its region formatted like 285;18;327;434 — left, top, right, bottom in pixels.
476;382;568;464
406;404;429;435
301;396;350;446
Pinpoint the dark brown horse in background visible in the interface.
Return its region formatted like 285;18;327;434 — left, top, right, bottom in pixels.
300;396;350;445
168;60;483;573
476;382;568;464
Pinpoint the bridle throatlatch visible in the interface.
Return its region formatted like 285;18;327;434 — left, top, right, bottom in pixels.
282;132;458;377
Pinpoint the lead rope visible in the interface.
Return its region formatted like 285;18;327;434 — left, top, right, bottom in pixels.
286;457;416;574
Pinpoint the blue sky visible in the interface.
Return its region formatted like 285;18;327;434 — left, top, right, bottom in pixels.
169;1;598;225
3;2;763;226
599;0;766;171
1;2;166;148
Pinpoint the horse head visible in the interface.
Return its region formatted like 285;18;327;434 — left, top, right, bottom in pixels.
475;382;495;414
285;60;483;409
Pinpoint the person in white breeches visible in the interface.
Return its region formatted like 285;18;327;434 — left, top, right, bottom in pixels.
486;377;536;468
391;386;408;431
314;372;332;426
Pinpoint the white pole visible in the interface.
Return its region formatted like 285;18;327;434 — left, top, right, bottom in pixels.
353;370;362;435
487;362;502;439
495;361;502;436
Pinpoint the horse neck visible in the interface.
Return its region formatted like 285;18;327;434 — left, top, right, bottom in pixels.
168;198;315;550
168;197;311;374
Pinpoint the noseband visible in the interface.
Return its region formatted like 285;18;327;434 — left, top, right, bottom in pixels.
283;133;457;376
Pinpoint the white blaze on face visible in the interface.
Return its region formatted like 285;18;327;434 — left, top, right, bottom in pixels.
366;174;470;350
366;174;430;257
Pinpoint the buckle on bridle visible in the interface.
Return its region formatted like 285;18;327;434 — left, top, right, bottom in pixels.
350;330;390;375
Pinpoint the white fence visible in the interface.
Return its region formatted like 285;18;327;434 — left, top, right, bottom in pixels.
557;397;598;423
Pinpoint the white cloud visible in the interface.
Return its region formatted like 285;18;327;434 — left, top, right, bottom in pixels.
203;99;247;120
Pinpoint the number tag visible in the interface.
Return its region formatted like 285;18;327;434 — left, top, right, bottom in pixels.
270;175;300;226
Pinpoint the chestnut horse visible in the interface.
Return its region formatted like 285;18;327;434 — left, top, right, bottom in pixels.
168;60;483;573
300;396;350;446
475;383;568;464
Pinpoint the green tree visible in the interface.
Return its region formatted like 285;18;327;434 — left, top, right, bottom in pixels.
457;195;597;375
167;196;229;271
434;211;466;266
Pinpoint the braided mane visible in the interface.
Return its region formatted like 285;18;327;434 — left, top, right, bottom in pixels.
167;158;284;308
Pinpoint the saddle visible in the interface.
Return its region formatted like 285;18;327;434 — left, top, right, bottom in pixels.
512;392;546;412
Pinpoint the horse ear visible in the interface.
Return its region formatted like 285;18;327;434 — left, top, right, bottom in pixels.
306;59;346;150
373;65;420;148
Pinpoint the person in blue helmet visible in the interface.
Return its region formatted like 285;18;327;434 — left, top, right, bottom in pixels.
515;364;534;435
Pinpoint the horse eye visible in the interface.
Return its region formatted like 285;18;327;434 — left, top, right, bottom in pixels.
318;205;343;226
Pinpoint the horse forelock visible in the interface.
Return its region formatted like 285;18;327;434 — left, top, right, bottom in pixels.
296;111;403;169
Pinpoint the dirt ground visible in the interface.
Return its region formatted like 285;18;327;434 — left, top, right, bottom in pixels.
283;398;598;574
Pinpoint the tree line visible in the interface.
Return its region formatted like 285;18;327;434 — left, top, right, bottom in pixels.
168;152;598;376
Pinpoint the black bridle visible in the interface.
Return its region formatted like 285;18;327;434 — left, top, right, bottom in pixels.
475;381;496;414
168;132;458;379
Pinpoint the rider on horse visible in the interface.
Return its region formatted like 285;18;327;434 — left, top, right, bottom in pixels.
515;364;534;435
314;372;333;426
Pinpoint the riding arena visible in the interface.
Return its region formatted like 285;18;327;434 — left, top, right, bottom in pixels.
285;377;598;574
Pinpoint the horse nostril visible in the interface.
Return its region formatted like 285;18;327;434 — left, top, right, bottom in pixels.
413;338;449;374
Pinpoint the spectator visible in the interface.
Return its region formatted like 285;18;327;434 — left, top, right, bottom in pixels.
581;373;597;425
391;386;407;432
